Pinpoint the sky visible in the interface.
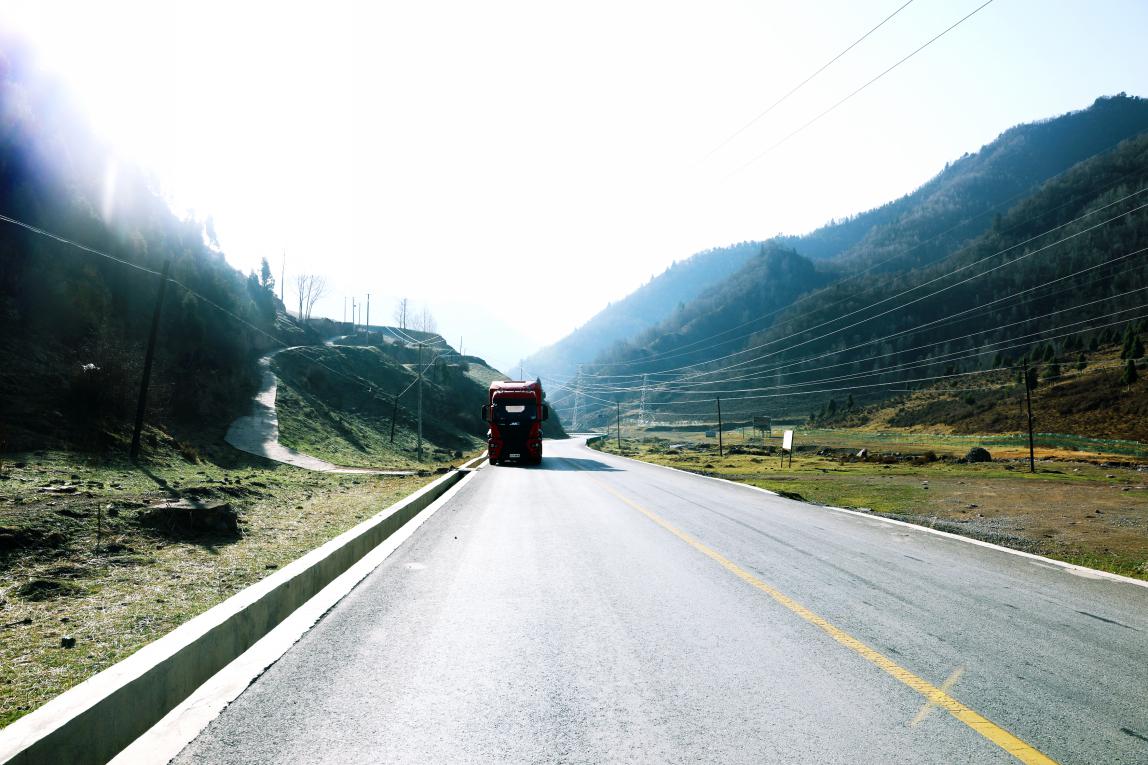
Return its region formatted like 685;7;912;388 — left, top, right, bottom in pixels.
2;0;1146;373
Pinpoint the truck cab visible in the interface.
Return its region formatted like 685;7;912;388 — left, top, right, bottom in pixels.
482;380;549;465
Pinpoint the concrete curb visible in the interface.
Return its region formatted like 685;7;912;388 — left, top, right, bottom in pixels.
0;469;468;765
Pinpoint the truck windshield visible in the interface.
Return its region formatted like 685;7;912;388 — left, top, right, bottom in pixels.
493;400;537;424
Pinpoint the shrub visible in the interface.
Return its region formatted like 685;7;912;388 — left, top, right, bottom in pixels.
965;447;992;463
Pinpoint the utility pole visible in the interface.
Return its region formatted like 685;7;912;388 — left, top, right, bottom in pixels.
366;293;370;338
389;395;399;443
279;250;285;304
519;361;524;380
343;297;347;327
716;395;724;458
416;342;424;461
1023;364;1036;473
639;373;648;425
573;364;583;432
130;259;172;461
616;401;622;453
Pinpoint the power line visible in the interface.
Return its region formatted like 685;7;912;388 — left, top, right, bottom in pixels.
583;188;1148;388
703;0;916;159
729;0;996;178
636;302;1148;400
582;247;1148;396
588;162;1148;376
0;211;439;422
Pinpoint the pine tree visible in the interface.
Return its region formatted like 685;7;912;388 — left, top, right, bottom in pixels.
1120;358;1138;385
1077;352;1087;371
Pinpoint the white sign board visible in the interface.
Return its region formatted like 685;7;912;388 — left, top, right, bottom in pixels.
782;429;794;451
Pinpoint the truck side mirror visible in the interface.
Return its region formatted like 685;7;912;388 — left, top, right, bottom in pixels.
541;405;549;421
481;404;489;421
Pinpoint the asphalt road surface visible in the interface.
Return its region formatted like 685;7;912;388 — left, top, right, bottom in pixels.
173;438;1148;764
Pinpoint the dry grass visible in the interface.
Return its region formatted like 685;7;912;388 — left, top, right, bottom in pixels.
0;449;449;727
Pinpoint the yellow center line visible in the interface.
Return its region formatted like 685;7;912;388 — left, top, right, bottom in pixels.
592;478;1059;765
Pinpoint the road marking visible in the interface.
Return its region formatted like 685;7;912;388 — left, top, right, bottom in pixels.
593;479;1060;765
586;438;1148;590
911;665;964;727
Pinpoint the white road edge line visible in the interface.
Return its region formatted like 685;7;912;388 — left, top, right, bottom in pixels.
584;438;1148;590
109;468;481;765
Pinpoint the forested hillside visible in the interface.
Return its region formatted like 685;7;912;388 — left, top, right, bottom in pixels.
0;42;513;460
780;94;1148;270
0;40;301;450
594;244;827;371
540;94;1148;413
560;96;1148;433
522;241;760;380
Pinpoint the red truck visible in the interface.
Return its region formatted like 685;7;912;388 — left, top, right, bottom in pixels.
481;380;549;465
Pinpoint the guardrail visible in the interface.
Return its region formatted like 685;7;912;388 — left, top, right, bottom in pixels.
0;467;472;765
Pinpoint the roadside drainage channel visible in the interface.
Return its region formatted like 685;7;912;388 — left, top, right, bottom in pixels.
0;466;476;765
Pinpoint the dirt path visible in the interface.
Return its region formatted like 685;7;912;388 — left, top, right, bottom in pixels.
225;352;413;475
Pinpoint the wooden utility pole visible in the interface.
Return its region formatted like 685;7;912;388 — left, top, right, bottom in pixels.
1024;364;1036;473
616;401;622;452
389;395;399;443
716;396;724;458
130;259;172;461
416;342;424;461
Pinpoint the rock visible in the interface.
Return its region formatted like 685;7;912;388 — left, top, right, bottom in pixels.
139;500;239;535
964;447;992;463
17;579;86;601
37;484;78;494
857;448;868;458
60;636;76;649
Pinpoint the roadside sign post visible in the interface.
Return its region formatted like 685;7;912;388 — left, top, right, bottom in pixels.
782;429;794;468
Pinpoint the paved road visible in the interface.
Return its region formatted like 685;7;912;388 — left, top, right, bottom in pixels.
174;438;1148;764
224;352;411;475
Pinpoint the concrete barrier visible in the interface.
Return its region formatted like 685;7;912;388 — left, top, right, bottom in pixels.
0;469;469;765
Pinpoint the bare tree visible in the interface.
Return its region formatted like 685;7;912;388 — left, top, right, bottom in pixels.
393;297;409;329
416;305;437;334
294;274;329;322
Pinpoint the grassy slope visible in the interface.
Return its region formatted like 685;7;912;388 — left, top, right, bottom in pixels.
271;345;487;469
832;350;1148;448
0;445;435;727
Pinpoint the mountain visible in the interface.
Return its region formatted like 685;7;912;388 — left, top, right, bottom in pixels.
565;95;1148;428
783;93;1148;273
537;94;1148;415
521;241;761;381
